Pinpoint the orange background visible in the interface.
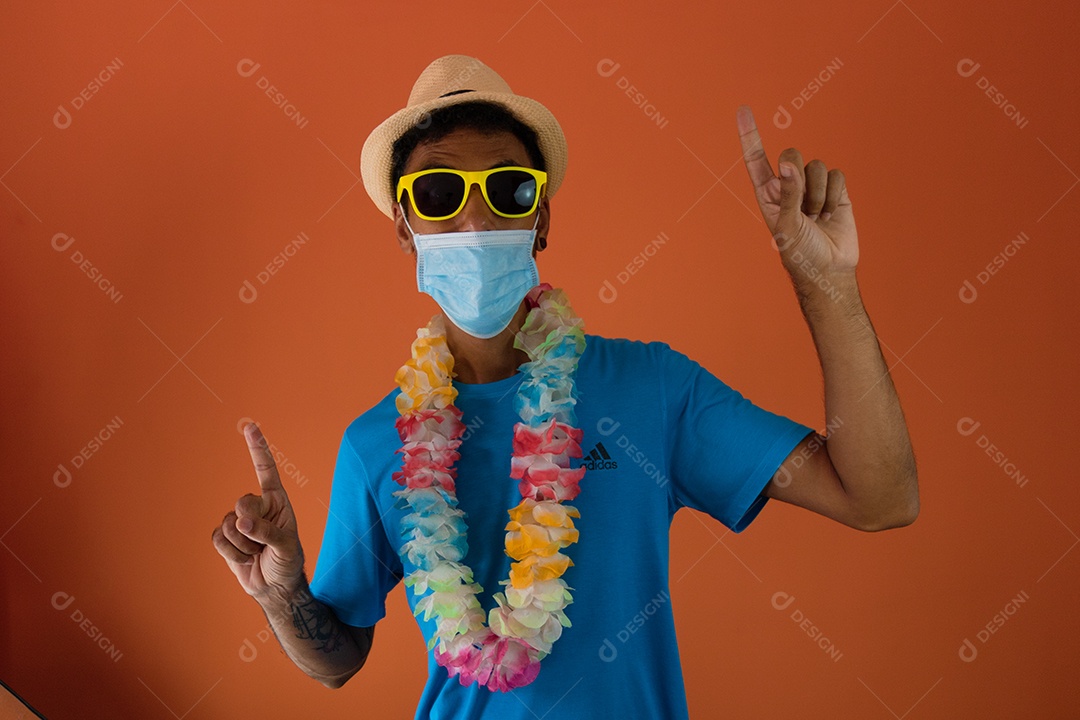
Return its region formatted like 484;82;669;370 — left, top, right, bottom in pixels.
2;1;1078;717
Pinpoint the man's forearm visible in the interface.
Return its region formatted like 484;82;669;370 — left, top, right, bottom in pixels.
794;268;919;529
256;578;371;688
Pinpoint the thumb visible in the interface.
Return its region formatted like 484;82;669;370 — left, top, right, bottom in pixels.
777;162;812;252
777;161;805;214
236;515;295;553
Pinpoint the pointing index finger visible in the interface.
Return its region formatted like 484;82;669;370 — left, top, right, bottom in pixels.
737;105;776;191
244;422;283;493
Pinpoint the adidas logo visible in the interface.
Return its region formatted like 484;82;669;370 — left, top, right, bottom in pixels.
579;441;618;471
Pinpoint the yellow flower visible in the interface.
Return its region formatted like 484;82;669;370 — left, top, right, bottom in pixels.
508;554;572;588
507;499;580;527
504;499;580;561
395;359;457;413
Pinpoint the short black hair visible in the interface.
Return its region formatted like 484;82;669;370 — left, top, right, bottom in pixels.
390;100;546;201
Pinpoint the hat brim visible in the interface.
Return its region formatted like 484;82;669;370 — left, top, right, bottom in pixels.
360;91;567;220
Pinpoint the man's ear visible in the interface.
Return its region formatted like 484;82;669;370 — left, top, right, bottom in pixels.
532;196;551;257
392;202;415;255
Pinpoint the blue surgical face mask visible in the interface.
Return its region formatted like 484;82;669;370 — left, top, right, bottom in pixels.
402;206;541;339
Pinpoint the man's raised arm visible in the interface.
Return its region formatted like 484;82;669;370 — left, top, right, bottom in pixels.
736;105;919;532
210;422;374;687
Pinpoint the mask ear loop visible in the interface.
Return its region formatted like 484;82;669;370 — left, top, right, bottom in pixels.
400;201;417;237
529;196;544;250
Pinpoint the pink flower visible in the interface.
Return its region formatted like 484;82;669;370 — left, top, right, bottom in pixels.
437;635;541;692
395;407;465;444
510;457;585;502
392;463;456;492
400;435;461;468
512;419;584;458
510;453;561;483
524;282;553;310
518;468;587;500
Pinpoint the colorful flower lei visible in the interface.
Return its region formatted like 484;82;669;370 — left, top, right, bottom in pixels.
390;283;587;692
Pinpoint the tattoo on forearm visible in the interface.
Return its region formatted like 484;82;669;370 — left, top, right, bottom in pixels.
291;591;345;654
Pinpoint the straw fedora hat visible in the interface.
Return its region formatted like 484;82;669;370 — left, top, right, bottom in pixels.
360;54;568;219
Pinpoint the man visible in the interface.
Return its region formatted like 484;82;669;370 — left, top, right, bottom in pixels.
212;55;918;718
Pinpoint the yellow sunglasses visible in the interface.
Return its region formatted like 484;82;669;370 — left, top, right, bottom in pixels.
396;166;547;222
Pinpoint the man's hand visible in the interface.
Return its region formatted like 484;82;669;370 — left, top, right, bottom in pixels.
212;422;305;601
211;423;374;688
736;105;919;530
737;105;858;286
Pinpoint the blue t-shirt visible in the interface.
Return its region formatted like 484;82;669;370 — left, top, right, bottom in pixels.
309;334;814;719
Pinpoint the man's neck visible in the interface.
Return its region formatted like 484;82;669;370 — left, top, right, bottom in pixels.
443;301;530;384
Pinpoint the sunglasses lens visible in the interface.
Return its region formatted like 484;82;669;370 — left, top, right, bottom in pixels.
411;172;465;219
486;170;538;216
